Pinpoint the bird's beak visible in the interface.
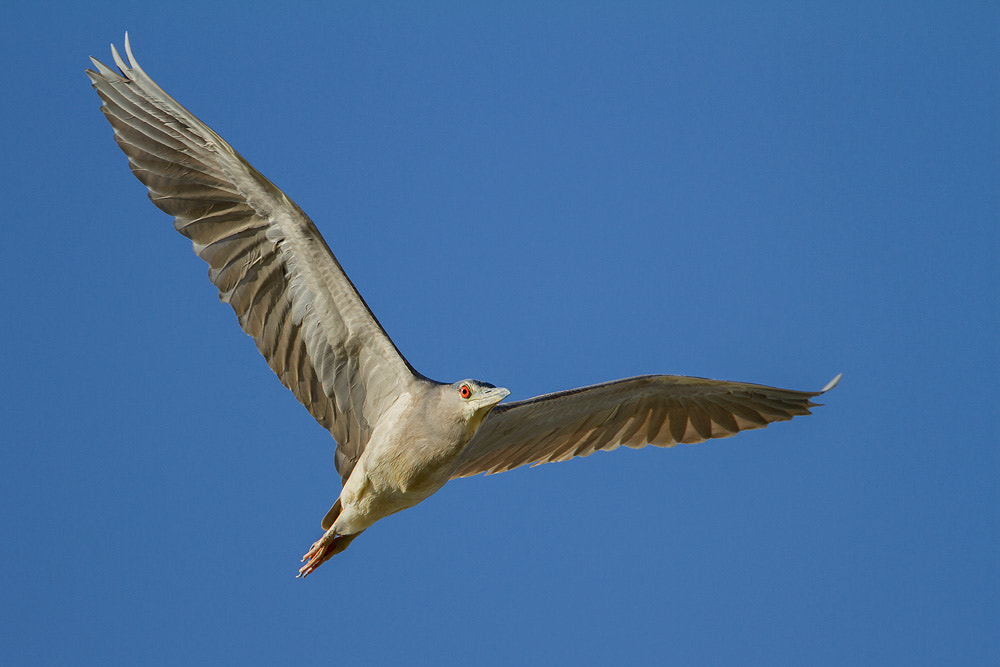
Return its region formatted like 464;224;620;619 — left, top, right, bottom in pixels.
478;386;510;408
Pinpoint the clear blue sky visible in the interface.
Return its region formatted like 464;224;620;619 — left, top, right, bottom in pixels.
2;2;997;665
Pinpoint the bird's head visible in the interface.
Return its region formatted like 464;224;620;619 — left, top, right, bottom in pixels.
448;379;510;430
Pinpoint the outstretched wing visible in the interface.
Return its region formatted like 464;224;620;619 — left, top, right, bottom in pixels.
453;374;840;478
88;36;424;482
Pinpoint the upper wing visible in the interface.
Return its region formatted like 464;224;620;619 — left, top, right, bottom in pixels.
88;36;424;482
452;374;841;478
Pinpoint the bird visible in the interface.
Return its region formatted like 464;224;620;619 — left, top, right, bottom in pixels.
88;35;840;577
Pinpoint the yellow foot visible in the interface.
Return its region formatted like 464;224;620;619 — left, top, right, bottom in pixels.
296;529;360;578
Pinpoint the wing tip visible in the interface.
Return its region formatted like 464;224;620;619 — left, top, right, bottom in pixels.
102;32;135;77
820;373;842;394
124;31;139;69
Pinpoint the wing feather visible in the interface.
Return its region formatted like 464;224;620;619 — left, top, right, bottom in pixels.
89;36;424;482
453;374;840;478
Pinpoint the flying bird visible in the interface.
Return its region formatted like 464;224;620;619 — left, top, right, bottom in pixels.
88;36;840;577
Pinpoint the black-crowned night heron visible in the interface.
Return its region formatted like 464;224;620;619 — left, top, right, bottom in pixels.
88;36;840;577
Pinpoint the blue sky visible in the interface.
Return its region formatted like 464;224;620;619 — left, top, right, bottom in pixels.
2;2;997;664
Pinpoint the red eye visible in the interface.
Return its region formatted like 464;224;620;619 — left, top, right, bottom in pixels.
460;384;471;399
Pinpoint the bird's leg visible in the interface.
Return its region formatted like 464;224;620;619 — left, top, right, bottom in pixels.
296;527;360;578
297;527;339;577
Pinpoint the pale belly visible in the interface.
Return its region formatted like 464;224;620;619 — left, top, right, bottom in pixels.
330;389;476;536
333;433;466;535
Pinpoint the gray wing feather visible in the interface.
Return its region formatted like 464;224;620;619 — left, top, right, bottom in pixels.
88;36;422;482
452;374;841;478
